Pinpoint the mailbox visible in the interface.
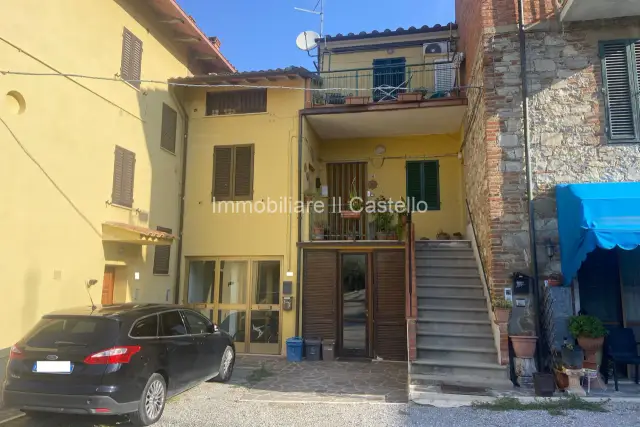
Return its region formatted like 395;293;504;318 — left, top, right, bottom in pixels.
282;296;294;311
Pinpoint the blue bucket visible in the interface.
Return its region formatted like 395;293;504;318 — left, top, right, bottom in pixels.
286;337;304;362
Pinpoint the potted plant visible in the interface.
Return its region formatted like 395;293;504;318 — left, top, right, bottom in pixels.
452;232;464;240
561;340;584;369
545;273;563;287
342;178;363;219
510;331;538;358
533;372;556;397
551;351;569;391
436;229;450;240
398;91;423;102
373;196;395;239
312;221;325;240
568;314;607;363
345;95;370;105
493;297;512;324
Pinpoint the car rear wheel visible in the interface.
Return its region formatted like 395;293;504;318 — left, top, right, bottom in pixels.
212;345;235;383
129;373;166;426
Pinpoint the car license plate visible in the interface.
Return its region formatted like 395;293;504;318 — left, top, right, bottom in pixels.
33;361;73;374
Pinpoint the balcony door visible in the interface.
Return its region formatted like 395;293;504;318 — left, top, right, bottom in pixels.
327;162;367;240
372;57;406;101
185;258;281;355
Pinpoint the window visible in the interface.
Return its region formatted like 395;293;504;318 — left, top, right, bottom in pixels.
130;315;159;338
206;89;267;116
182;310;211;335
153;227;172;275
160;103;178;153
159;311;187;336
120;28;142;89
406;161;440;211
25;317;118;348
601;40;640;143
212;145;254;201
112;145;136;208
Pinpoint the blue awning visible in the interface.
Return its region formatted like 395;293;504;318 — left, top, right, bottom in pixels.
556;182;640;286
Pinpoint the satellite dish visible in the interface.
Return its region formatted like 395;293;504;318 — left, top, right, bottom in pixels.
296;30;320;51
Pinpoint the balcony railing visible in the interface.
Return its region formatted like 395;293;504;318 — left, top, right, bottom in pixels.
311;61;462;107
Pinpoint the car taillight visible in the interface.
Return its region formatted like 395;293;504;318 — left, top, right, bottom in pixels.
83;346;141;365
9;345;24;360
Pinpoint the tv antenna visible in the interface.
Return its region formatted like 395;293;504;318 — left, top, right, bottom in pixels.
295;0;325;38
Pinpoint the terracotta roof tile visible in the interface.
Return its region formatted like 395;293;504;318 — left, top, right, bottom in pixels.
322;23;457;42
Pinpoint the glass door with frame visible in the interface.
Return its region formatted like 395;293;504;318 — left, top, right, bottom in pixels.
340;253;371;357
185;260;216;323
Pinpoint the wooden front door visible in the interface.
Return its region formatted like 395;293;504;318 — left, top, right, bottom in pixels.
373;250;407;361
102;266;116;305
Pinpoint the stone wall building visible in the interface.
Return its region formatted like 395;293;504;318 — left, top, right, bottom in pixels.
456;0;640;350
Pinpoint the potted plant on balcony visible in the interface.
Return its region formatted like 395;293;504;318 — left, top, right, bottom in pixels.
345;93;371;105
436;229;450;240
568;314;607;366
341;178;363;219
492;297;512;324
398;91;423;102
312;221;325;241
373;196;395;239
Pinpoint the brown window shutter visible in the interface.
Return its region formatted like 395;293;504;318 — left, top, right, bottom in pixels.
160;103;178;153
121;149;135;207
302;250;337;340
112;146;125;206
130;35;142;89
233;145;254;200
373;250;407;361
121;28;133;81
153;227;172;275
212;146;233;200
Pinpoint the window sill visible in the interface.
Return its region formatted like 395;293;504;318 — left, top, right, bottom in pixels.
109;202;133;211
160;146;177;156
607;138;640;145
153;273;170;276
204;112;268;118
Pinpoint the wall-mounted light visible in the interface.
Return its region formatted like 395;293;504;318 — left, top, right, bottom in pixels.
374;145;386;156
545;239;556;260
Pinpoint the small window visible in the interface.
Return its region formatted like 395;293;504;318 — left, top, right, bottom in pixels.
153;227;172;275
406;160;440;211
159;311;187;336
182;310;211;335
130;315;159;338
206;89;267;116
212;145;254;201
121;28;142;89
25;317;119;348
112;145;136;208
160;103;178;153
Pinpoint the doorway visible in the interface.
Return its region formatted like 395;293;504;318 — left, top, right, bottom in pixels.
326;162;367;240
340;253;371;357
102;266;116;305
185;258;281;355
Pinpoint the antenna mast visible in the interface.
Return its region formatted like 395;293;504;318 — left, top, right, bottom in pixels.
294;0;324;37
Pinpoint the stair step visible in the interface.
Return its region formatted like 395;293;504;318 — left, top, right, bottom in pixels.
415;240;471;247
416;259;477;269
418;306;490;321
417;285;484;298
417;345;497;364
409;373;513;390
417;275;483;286
418;318;491;325
417;295;487;309
417;318;492;334
417;331;495;349
410;359;507;379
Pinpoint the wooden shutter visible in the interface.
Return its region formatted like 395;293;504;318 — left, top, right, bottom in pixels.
161;103;178;153
422;161;440;211
302;250;337;340
602;41;638;141
406;162;422;211
121;28;142;89
112;146;135;207
205;89;267;116
153;227;172;275
212;146;233;200
233;145;254;200
373;250;407;361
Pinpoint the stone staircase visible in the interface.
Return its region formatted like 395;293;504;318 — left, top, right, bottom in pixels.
410;240;511;394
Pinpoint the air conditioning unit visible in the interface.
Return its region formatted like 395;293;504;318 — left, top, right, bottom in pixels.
423;41;449;55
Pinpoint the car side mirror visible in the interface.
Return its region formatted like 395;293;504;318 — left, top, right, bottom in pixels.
208;324;218;334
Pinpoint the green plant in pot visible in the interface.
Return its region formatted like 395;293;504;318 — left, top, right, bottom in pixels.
373;196;395;240
312;221;325;241
560;339;583;369
342;178;363;219
509;304;538;359
492;297;512;324
569;314;607;365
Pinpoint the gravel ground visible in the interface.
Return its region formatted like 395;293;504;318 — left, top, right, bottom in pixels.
3;381;640;427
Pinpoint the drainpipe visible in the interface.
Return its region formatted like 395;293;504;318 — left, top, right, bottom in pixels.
170;86;189;305
517;0;542;369
295;111;304;337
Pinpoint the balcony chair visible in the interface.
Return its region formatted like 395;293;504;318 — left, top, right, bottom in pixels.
604;328;640;391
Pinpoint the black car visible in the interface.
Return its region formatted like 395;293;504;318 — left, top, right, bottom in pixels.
2;304;235;426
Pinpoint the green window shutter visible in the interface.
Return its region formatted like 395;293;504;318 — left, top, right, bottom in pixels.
406;162;422;210
602;41;638;141
422;161;440;211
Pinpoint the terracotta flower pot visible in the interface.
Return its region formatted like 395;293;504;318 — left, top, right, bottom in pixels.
554;369;569;391
341;210;361;219
577;336;604;353
494;308;511;324
510;335;537;358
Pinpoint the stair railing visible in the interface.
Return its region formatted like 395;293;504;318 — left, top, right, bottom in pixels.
405;210;417;361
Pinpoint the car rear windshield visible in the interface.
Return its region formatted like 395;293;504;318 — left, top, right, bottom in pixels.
24;316;120;348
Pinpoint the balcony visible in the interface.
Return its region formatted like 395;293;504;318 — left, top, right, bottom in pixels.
560;0;640;21
311;60;463;108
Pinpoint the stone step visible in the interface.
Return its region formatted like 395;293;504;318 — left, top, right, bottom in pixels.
415;257;477;268
416;285;484;298
417;295;487;309
417;274;483;286
416;331;495;349
409;373;513;390
410;359;507;380
417;345;497;364
417;318;493;335
416;249;474;258
417;306;490;321
415;240;472;249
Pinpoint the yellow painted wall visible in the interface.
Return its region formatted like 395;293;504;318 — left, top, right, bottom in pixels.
180;82;306;354
318;135;465;239
0;0;196;351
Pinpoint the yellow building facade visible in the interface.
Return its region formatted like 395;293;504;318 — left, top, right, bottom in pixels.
0;0;232;365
